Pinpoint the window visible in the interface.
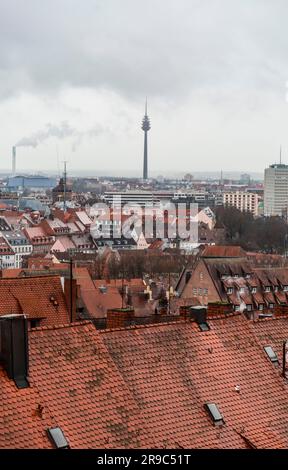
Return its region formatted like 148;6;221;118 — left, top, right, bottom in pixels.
246;304;252;311
227;287;233;294
199;272;204;281
259;304;264;311
203;288;208;295
265;286;271;292
239;287;245;293
198;288;202;296
269;303;274;309
235;305;240;312
47;428;70;449
199;322;210;332
264;346;279;364
193;288;197;295
251;287;257;293
284;286;288;292
204;403;224;425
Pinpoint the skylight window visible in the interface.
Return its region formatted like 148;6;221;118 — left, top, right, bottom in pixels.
199;322;210;332
264;346;279;364
47;427;70;449
204;403;224;425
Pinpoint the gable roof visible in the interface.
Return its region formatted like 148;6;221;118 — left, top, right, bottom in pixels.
101;315;288;448
0;276;69;325
0;321;147;448
28;322;146;448
2;315;288;448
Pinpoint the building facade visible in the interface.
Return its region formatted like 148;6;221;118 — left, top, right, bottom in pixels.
223;191;259;216
264;164;288;217
3;230;33;268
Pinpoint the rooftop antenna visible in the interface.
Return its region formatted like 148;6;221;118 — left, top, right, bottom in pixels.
62;160;68;212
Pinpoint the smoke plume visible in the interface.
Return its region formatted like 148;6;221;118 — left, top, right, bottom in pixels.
16;121;78;148
15;121;108;151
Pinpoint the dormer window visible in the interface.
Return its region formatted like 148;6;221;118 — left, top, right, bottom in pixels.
251;287;257;294
265;286;271;292
227;287;233;294
274;286;279;292
259;304;264;311
246;304;252;311
284;286;288;292
239;287;245;294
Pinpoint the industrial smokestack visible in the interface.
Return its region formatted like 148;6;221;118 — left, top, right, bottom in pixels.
12;146;16;175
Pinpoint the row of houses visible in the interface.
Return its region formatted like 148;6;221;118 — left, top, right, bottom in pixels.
177;245;288;318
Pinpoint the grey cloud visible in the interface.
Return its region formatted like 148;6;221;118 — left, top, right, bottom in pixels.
1;0;288;102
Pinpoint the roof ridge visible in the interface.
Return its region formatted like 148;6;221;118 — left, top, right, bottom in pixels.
0;274;62;281
100;319;189;334
29;320;93;332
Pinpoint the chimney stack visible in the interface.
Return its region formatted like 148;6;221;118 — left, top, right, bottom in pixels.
180;305;207;323
12;146;16;175
0;314;29;388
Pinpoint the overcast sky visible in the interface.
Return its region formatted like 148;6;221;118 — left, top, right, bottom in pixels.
1;0;288;177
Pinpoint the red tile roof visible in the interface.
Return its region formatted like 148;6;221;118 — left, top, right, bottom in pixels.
202;246;246;258
73;267;95;290
0;366;53;448
0;276;69;326
101;315;288;448
251;316;288;368
1;268;22;278
28;322;146;448
2;315;288;447
103;315;288;448
74;270;125;318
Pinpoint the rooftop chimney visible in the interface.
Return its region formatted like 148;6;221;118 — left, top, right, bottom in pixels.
189;306;207;324
0;314;29;388
12;146;16;175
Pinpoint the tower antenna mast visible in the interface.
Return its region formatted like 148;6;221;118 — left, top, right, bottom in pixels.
141;98;151;180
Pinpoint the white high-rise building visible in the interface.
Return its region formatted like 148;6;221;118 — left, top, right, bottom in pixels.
223;191;259;216
264;164;288;216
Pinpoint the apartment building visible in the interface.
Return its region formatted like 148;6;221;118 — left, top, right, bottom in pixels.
223;191;259;216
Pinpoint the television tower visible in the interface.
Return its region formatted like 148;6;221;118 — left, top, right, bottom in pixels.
141;99;151;180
